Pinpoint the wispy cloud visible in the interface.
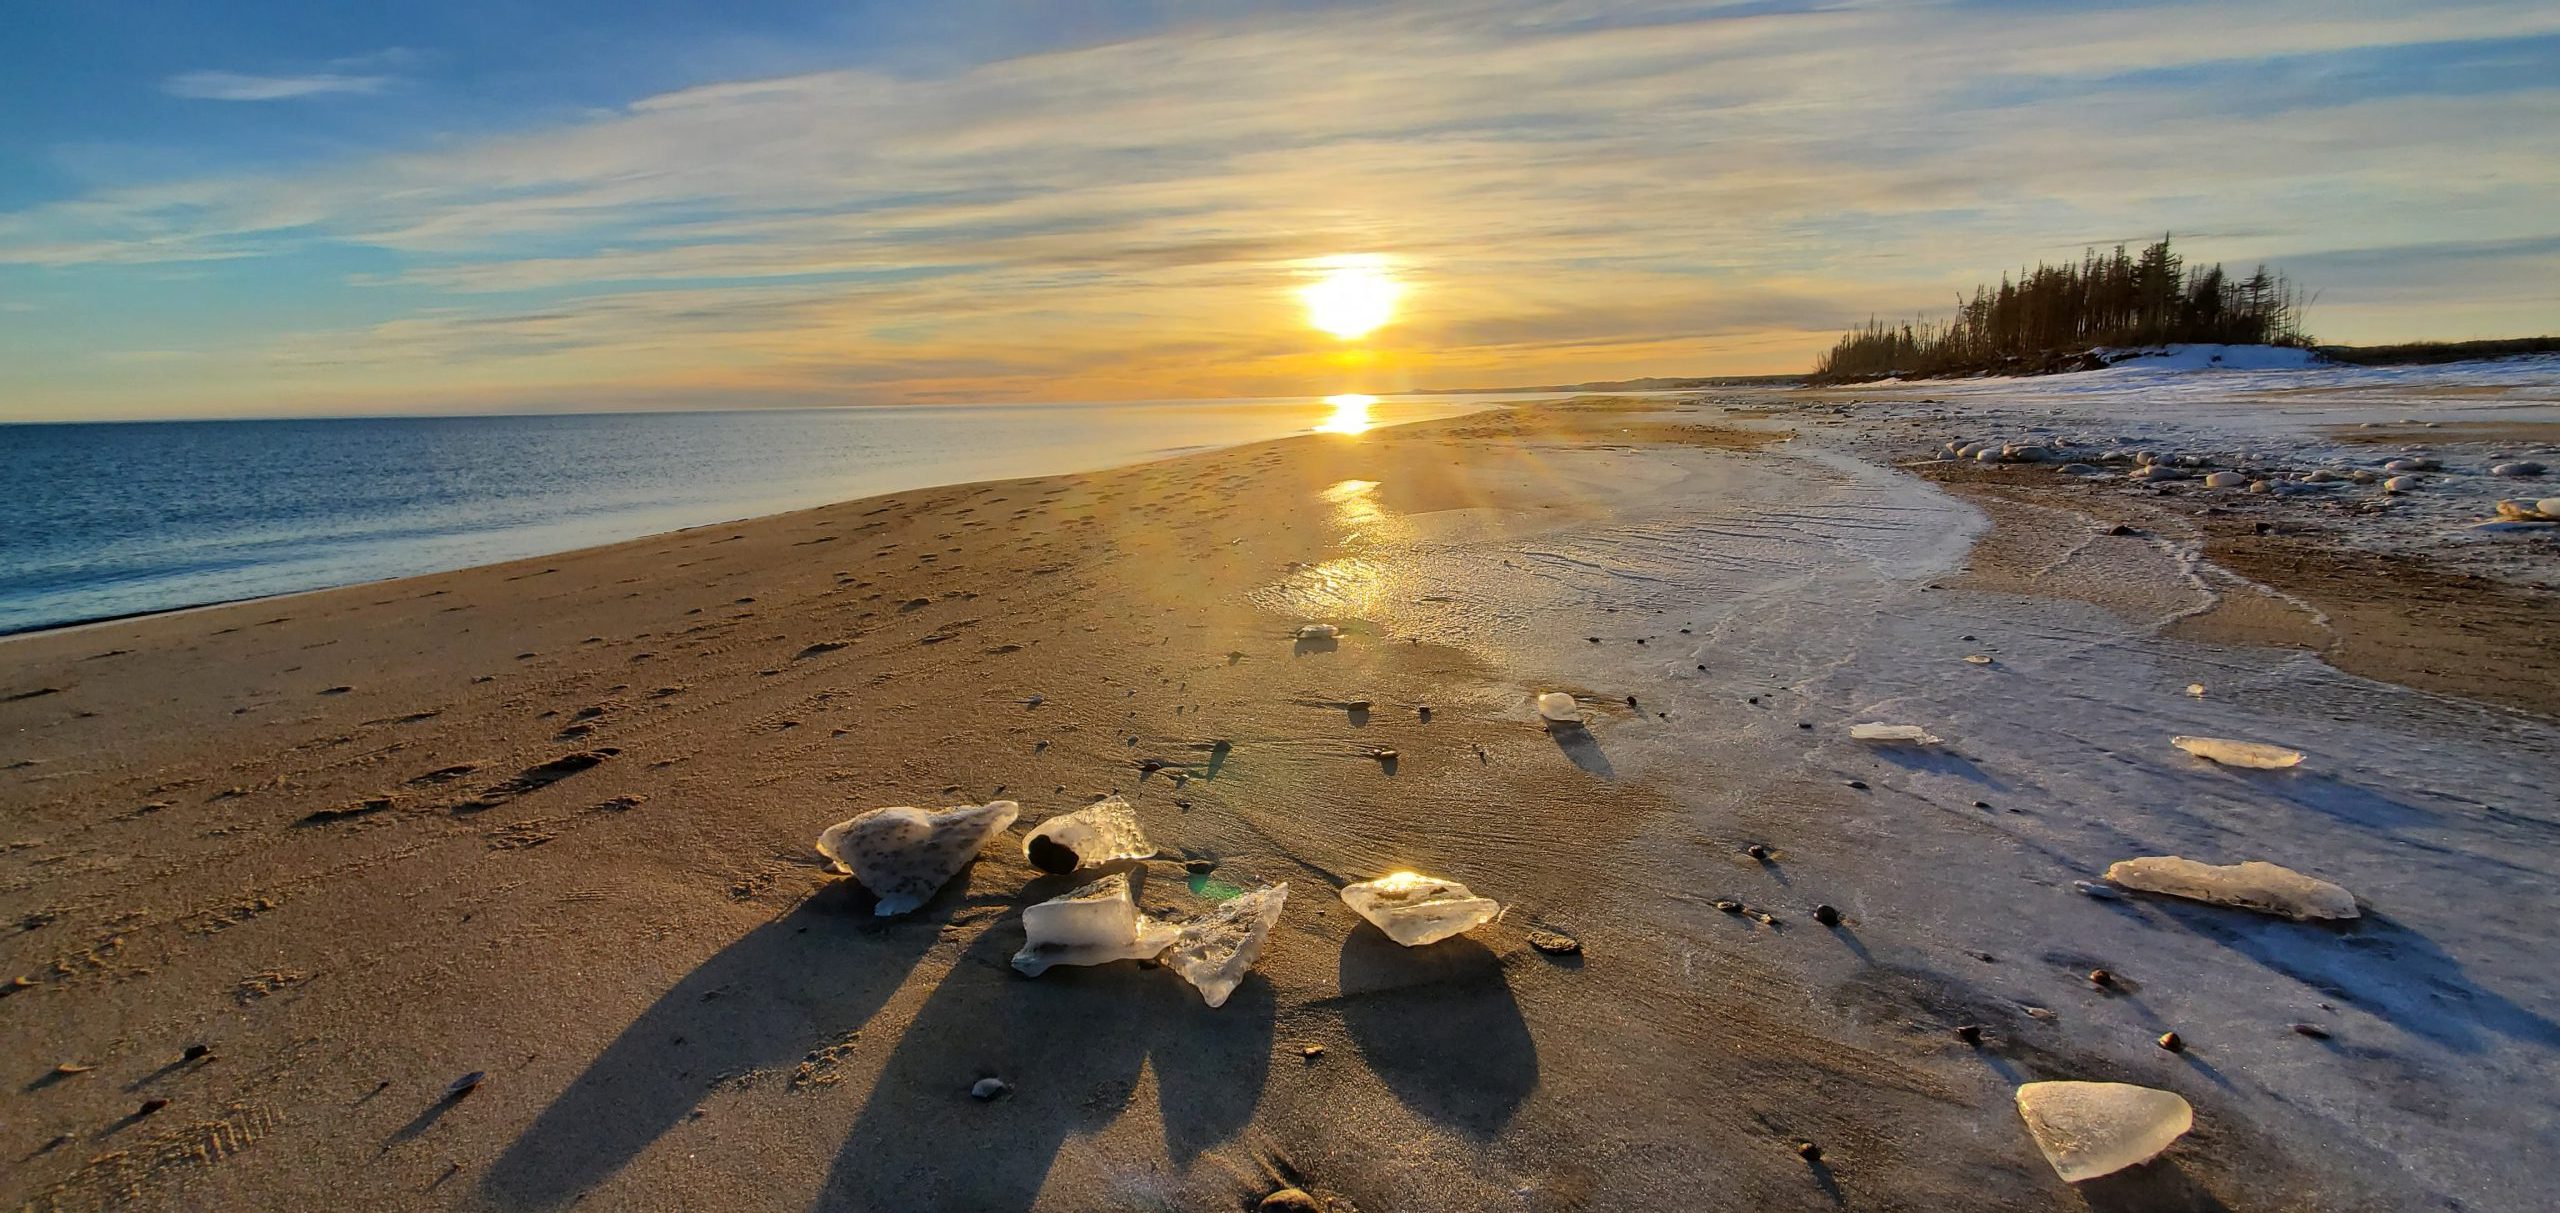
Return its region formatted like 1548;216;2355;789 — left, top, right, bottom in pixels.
163;69;393;102
6;1;2557;418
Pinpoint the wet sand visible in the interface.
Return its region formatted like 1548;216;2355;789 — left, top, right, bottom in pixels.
5;399;2556;1212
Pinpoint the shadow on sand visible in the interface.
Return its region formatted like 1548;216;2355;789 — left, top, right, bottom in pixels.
2149;903;2560;1053
1326;924;1538;1138
1546;722;1614;779
480;880;945;1209
812;917;1274;1211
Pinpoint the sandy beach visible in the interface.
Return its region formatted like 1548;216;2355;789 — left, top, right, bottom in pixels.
6;392;2558;1212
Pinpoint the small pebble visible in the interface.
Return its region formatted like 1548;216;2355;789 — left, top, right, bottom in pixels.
53;1062;93;1075
2291;1023;2331;1040
2073;880;2121;901
2157;1031;2184;1052
1714;899;1742;914
1796;1141;1823;1162
1955;1024;1983;1045
1259;1189;1326;1213
1971;799;1991;810
1527;928;1582;955
1745;844;1770;860
1300;1044;1325;1061
970;1076;1012;1100
137;1098;170;1118
446;1071;487;1099
182;1043;210;1061
1845;780;1868;790
1813;904;1840;927
2088;968;2115;988
1797;722;1812;730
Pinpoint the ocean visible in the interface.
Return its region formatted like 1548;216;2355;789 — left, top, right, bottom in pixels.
0;396;1513;634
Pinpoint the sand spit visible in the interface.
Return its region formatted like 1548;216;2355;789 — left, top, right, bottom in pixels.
4;395;2555;1212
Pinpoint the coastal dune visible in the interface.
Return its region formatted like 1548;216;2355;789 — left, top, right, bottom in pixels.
4;399;2554;1211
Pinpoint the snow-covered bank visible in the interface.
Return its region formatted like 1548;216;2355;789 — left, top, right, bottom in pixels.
1784;353;2560;589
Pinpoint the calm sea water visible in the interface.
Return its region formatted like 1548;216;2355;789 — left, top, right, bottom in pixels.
0;397;1512;635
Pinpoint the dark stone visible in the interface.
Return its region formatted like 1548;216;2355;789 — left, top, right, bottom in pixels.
1813;904;1840;927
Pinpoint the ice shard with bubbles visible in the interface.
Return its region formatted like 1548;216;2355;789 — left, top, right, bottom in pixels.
2106;856;2358;921
1021;795;1154;875
2014;1081;2193;1183
1162;883;1288;1007
2171;734;2304;769
1011;872;1179;976
1339;872;1500;946
816;800;1019;917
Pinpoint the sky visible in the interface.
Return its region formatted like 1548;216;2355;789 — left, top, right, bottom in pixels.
2;0;2556;422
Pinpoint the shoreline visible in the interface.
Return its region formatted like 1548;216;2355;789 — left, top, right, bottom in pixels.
0;396;1522;640
5;397;2554;1212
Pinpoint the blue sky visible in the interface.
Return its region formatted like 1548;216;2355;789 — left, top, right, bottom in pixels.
3;0;2556;420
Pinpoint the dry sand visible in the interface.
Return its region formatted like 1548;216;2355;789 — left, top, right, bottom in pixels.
4;399;2553;1212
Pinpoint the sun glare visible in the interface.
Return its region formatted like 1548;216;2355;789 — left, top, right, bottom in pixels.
1317;393;1376;434
1300;259;1402;339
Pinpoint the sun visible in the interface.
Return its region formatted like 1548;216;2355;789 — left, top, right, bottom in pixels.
1300;258;1402;340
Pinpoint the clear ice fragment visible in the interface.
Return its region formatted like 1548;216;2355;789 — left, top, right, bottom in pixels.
2171;735;2303;769
1536;692;1581;723
1339;872;1501;946
1011;872;1180;976
1850;722;1941;745
1297;623;1339;641
1021;795;1154;874
2105;856;2357;921
816;800;1019;917
1162;883;1288;1007
2014;1081;2193;1183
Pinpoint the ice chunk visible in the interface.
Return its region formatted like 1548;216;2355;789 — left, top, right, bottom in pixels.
2014;1081;2193;1183
1850;722;1941;745
1011;872;1180;976
2171;735;2303;769
2105;856;2357;921
1297;623;1339;641
1162;883;1288;1007
1021;795;1154;874
816;800;1020;917
1536;692;1581;723
1339;872;1500;946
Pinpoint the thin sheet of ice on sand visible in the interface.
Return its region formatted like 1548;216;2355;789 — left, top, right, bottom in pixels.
1022;795;1153;874
2106;856;2358;921
1162;883;1287;1007
816;800;1019;917
2171;734;2304;769
1850;722;1942;745
1340;872;1500;946
1012;872;1179;976
2015;1081;2194;1183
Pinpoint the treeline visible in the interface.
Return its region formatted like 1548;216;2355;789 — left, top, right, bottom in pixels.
1815;236;2311;380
